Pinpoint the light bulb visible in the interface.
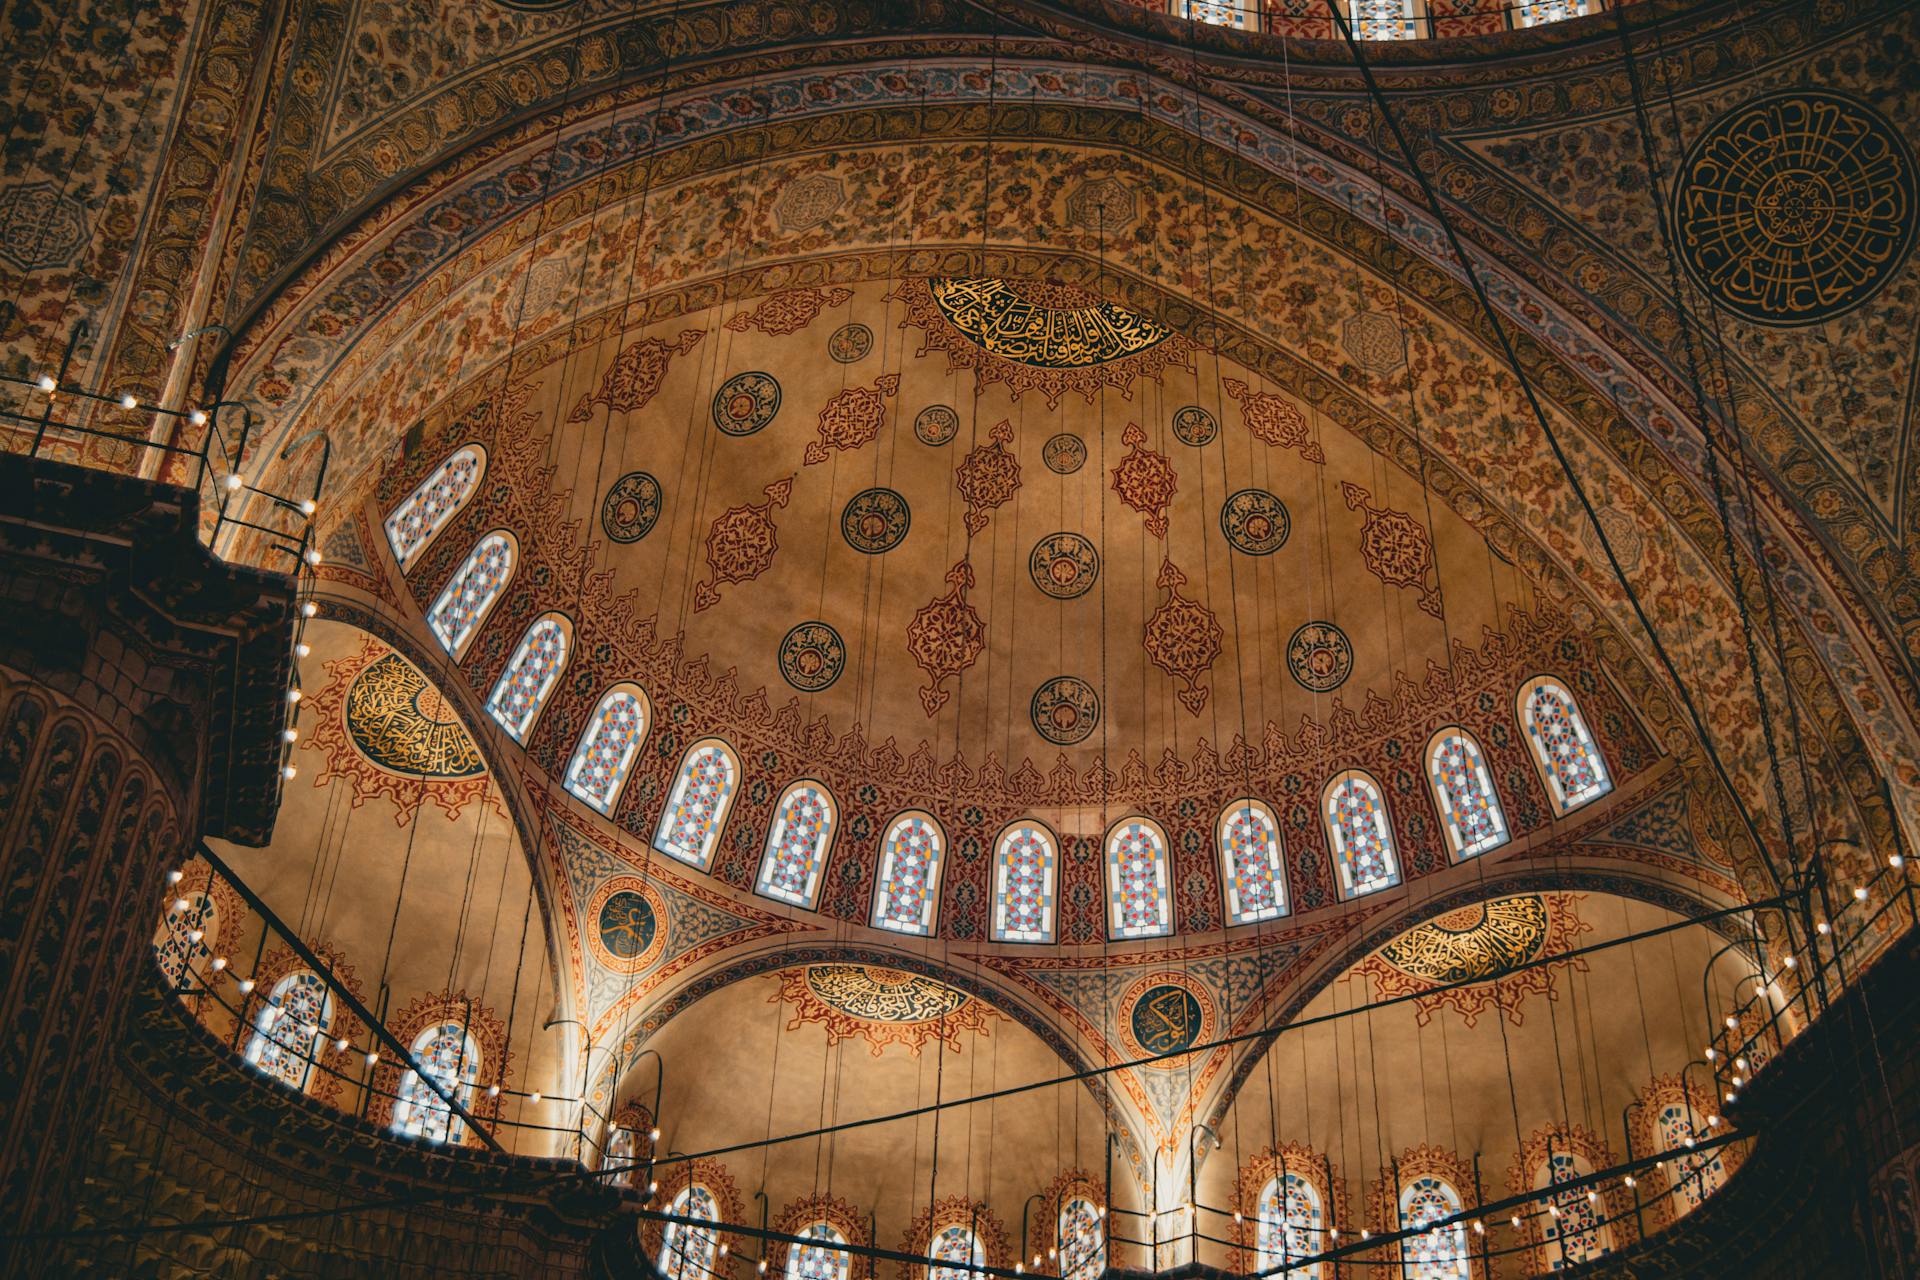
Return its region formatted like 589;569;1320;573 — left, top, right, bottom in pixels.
300;601;317;618
286;688;301;704
238;979;255;995
166;869;184;885
1893;854;1906;869
1735;1057;1748;1072
171;897;190;913
1708;1114;1722;1127
1509;1216;1521;1229
1733;1075;1745;1087
1586;1191;1598;1203
304;548;322;566
1233;1212;1243;1224
282;765;297;780
210;956;227;971
1047;1248;1057;1260
1854;886;1868;901
1783;954;1797;969
366;1051;380;1066
648;1181;659;1195
225;472;244;491
530;1091;542;1104
336;1037;350;1053
758;1263;768;1275
1724;1015;1737;1029
1014;1266;1023;1275
119;393;138;409
1623;1176;1637;1189
1359;1230;1370;1241
649;1127;661;1141
296;642;311;658
36;374;55;391
283;728;298;743
1471;1220;1484;1235
1547;1205;1561;1219
1705;1047;1717;1060
300;498;316;516
1817;921;1831;935
487;1083;501;1097
190;409;207;426
718;1244;728;1258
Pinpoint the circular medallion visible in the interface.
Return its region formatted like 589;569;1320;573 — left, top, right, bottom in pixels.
827;323;873;363
1671;92;1915;326
779;621;846;692
600;471;663;544
1028;532;1100;600
1220;489;1290;555
1171;405;1218;447
915;404;960;446
1031;676;1100;745
1118;973;1218;1066
587;878;666;973
1043;433;1088;474
1287;621;1352;692
712;370;782;436
841;488;911;554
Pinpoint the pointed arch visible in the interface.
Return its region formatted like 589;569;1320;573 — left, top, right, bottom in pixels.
1234;1143;1343;1278
564;683;651;815
1424;727;1509;860
390;1021;481;1144
1517;675;1613;816
645;1158;744;1280
1509;1125;1624;1271
152;892;218;990
384;444;487;571
756;780;838;909
897;1197;1008;1280
1323;770;1400;900
772;1195;872;1280
484;612;571;743
1218;798;1288;925
654;738;741;872
242;969;333;1093
1105;816;1173;940
427;529;516;659
991;819;1058;944
1397;1174;1471;1280
871;810;946;936
1631;1074;1740;1227
1041;1170;1113;1280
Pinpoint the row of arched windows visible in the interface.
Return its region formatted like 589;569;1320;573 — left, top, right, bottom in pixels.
390;447;1616;939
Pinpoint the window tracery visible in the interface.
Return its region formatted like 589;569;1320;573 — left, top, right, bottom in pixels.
1105;817;1173;940
484;612;571;742
384;444;485;570
243;969;332;1093
928;1224;985;1280
659;1184;722;1280
785;1222;852;1280
1398;1175;1470;1280
564;684;651;815
152;892;217;989
1516;0;1590;24
1518;676;1613;815
1176;0;1255;28
1352;0;1416;39
1218;799;1287;925
1256;1173;1324;1278
390;1021;481;1144
1056;1198;1105;1280
756;781;837;909
1534;1151;1611;1267
655;739;741;871
991;821;1058;943
872;811;946;936
1323;770;1400;899
428;530;516;658
1425;728;1509;860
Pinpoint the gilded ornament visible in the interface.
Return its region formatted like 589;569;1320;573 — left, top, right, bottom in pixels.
773;965;1001;1056
345;653;486;779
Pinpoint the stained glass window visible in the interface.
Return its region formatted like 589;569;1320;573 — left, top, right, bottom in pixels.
1399;1175;1470;1280
928;1224;985;1280
564;684;651;815
243;970;332;1093
1323;771;1400;899
1256;1173;1323;1278
1518;677;1612;815
654;739;740;872
1655;1102;1725;1214
428;530;516;658
153;893;217;990
385;445;486;570
605;1125;639;1186
1426;729;1509;860
1516;0;1590;25
1058;1197;1105;1280
1176;0;1254;27
484;613;571;743
391;1021;481;1144
1352;0;1415;39
1536;1151;1610;1267
872;811;945;936
755;781;837;909
1105;818;1173;940
992;821;1058;944
1219;799;1288;925
786;1222;851;1280
659;1184;721;1280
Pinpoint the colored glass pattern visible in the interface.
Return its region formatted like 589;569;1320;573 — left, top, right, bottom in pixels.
992;823;1057;943
1058;1198;1106;1280
1427;731;1509;859
428;531;515;656
565;686;650;815
1176;0;1254;26
385;445;484;569
1538;1152;1609;1268
1353;0;1415;39
243;970;332;1092
1520;679;1612;813
872;813;944;936
391;1021;480;1144
928;1225;984;1280
154;893;216;989
1399;1176;1470;1280
660;1185;721;1280
485;615;569;742
1325;772;1400;898
757;782;837;908
1517;0;1590;24
786;1222;851;1280
1219;801;1287;924
605;1126;640;1186
1256;1173;1323;1278
655;741;739;871
1655;1103;1725;1213
1105;819;1173;940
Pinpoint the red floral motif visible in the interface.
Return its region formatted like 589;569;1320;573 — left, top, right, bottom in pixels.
1341;482;1443;618
954;420;1022;537
723;287;854;337
1144;560;1223;716
567;330;703;422
694;478;793;611
1110;422;1177;538
906;560;987;716
803;374;900;465
1224;377;1324;463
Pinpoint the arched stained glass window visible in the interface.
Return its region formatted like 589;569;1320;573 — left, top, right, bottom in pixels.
564;684;651;815
385;445;486;570
659;1184;721;1280
1399;1176;1470;1280
991;821;1058;943
756;781;837;909
1323;771;1400;899
785;1222;851;1280
605;1124;640;1187
1425;729;1509;860
1256;1173;1323;1278
428;530;516;658
927;1224;985;1280
243;970;332;1092
1106;818;1173;940
654;739;740;872
1219;799;1288;925
1353;0;1415;39
1654;1102;1726;1214
153;892;218;990
484;613;571;743
872;811;945;937
391;1021;481;1144
1175;0;1253;29
1516;0;1590;26
1058;1197;1106;1280
1518;677;1613;815
1535;1151;1611;1267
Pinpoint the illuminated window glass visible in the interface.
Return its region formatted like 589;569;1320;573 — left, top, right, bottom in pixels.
1425;728;1509;860
1176;0;1255;27
428;530;516;658
654;739;740;872
564;684;651;815
1323;771;1400;899
1536;1151;1611;1267
1655;1103;1726;1214
1352;0;1416;39
1219;799;1288;925
1256;1173;1323;1278
391;1021;480;1144
1518;677;1613;815
786;1222;851;1280
928;1224;985;1280
243;970;332;1092
385;445;485;570
1058;1198;1106;1280
153;893;217;990
1516;0;1590;25
659;1184;721;1280
1399;1176;1470;1280
872;811;945;936
756;781;837;909
605;1125;640;1186
484;613;570;743
1105;818;1173;941
991;821;1058;944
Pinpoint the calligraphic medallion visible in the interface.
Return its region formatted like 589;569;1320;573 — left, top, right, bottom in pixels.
1119;973;1218;1067
827;322;873;363
712;370;781;436
1220;489;1290;556
1029;532;1099;600
773;964;1002;1056
587;877;667;974
926;277;1172;367
601;471;663;543
779;621;846;692
1043;433;1087;474
915;404;960;446
841;487;911;554
1379;896;1550;985
1171;405;1218;447
1031;676;1100;745
1672;92;1915;325
1287;621;1352;692
345;653;485;778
